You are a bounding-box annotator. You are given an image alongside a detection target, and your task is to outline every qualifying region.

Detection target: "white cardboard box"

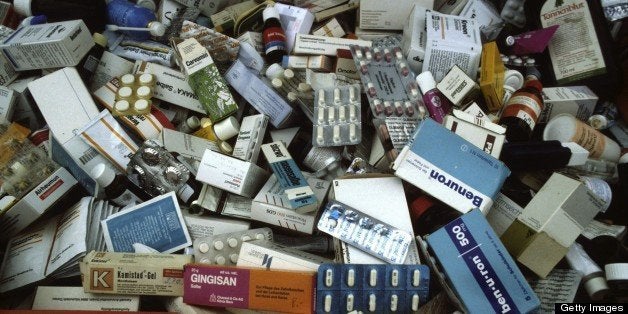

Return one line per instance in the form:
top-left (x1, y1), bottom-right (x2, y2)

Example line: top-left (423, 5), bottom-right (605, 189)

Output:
top-left (402, 5), bottom-right (428, 74)
top-left (182, 213), bottom-right (250, 240)
top-left (232, 114), bottom-right (269, 163)
top-left (359, 0), bottom-right (434, 30)
top-left (0, 85), bottom-right (16, 123)
top-left (294, 34), bottom-right (372, 56)
top-left (196, 149), bottom-right (269, 198)
top-left (250, 174), bottom-right (330, 234)
top-left (32, 286), bottom-right (140, 311)
top-left (331, 176), bottom-right (421, 264)
top-left (0, 20), bottom-right (93, 71)
top-left (237, 240), bottom-right (331, 271)
top-left (275, 3), bottom-right (315, 53)
top-left (0, 167), bottom-right (78, 239)
top-left (538, 86), bottom-right (598, 123)
top-left (443, 109), bottom-right (506, 158)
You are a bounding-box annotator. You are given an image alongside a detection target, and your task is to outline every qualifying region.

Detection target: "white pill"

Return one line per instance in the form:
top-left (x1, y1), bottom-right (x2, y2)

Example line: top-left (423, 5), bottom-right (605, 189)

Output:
top-left (272, 78), bottom-right (283, 89)
top-left (114, 100), bottom-right (130, 112)
top-left (215, 255), bottom-right (226, 265)
top-left (391, 269), bottom-right (399, 287)
top-left (198, 242), bottom-right (210, 253)
top-left (413, 269), bottom-right (421, 286)
top-left (317, 126), bottom-right (325, 145)
top-left (346, 293), bottom-right (354, 312)
top-left (349, 86), bottom-right (356, 102)
top-left (325, 269), bottom-right (334, 287)
top-left (328, 107), bottom-right (335, 123)
top-left (333, 125), bottom-right (341, 143)
top-left (369, 269), bottom-right (377, 286)
top-left (324, 295), bottom-right (332, 312)
top-left (138, 73), bottom-right (154, 85)
top-left (255, 233), bottom-right (265, 240)
top-left (350, 105), bottom-right (357, 121)
top-left (412, 294), bottom-right (420, 311)
top-left (390, 294), bottom-right (398, 311)
top-left (347, 269), bottom-right (355, 287)
top-left (120, 74), bottom-right (136, 86)
top-left (333, 88), bottom-right (341, 103)
top-left (214, 241), bottom-right (224, 250)
top-left (369, 294), bottom-right (377, 312)
top-left (227, 238), bottom-right (238, 247)
top-left (241, 235), bottom-right (252, 241)
top-left (118, 86), bottom-right (133, 98)
top-left (230, 254), bottom-right (239, 263)
top-left (338, 106), bottom-right (346, 122)
top-left (318, 108), bottom-right (326, 124)
top-left (134, 99), bottom-right (149, 111)
top-left (318, 90), bottom-right (326, 105)
top-left (350, 124), bottom-right (357, 142)
top-left (136, 85), bottom-right (152, 98)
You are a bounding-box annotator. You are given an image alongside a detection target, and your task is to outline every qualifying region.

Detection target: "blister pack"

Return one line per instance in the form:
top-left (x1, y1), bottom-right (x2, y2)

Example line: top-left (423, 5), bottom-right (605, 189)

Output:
top-left (317, 201), bottom-right (412, 264)
top-left (192, 227), bottom-right (273, 266)
top-left (313, 85), bottom-right (362, 147)
top-left (112, 73), bottom-right (155, 116)
top-left (316, 263), bottom-right (430, 313)
top-left (349, 45), bottom-right (424, 120)
top-left (127, 140), bottom-right (190, 197)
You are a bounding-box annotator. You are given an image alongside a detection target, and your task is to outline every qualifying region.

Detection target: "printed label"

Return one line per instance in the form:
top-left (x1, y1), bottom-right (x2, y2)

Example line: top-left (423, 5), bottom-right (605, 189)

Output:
top-left (263, 26), bottom-right (287, 54)
top-left (541, 0), bottom-right (606, 84)
top-left (111, 190), bottom-right (142, 207)
top-left (501, 93), bottom-right (543, 129)
top-left (570, 119), bottom-right (606, 159)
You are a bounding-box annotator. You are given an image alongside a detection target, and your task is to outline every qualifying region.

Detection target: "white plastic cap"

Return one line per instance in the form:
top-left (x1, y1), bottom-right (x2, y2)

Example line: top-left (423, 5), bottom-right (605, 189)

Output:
top-left (13, 0), bottom-right (32, 17)
top-left (214, 116), bottom-right (240, 141)
top-left (263, 5), bottom-right (280, 21)
top-left (91, 163), bottom-right (115, 187)
top-left (186, 116), bottom-right (201, 129)
top-left (504, 69), bottom-right (524, 89)
top-left (93, 33), bottom-right (107, 48)
top-left (605, 263), bottom-right (628, 281)
top-left (416, 71), bottom-right (436, 94)
top-left (620, 153), bottom-right (628, 164)
top-left (148, 21), bottom-right (166, 37)
top-left (220, 141), bottom-right (233, 154)
top-left (562, 142), bottom-right (590, 166)
top-left (266, 63), bottom-right (284, 79)
top-left (583, 276), bottom-right (610, 300)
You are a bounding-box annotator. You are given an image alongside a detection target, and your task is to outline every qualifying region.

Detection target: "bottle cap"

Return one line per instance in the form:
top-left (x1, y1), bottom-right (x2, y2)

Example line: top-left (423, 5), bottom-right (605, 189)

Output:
top-left (262, 5), bottom-right (280, 21)
top-left (214, 116), bottom-right (240, 141)
top-left (504, 69), bottom-right (524, 89)
top-left (186, 116), bottom-right (201, 129)
top-left (136, 0), bottom-right (157, 11)
top-left (416, 71), bottom-right (436, 94)
top-left (605, 263), bottom-right (628, 281)
top-left (562, 142), bottom-right (590, 166)
top-left (583, 276), bottom-right (610, 300)
top-left (91, 163), bottom-right (116, 187)
top-left (147, 21), bottom-right (166, 37)
top-left (93, 33), bottom-right (107, 48)
top-left (271, 78), bottom-right (283, 89)
top-left (266, 63), bottom-right (284, 79)
top-left (220, 141), bottom-right (233, 154)
top-left (13, 0), bottom-right (32, 17)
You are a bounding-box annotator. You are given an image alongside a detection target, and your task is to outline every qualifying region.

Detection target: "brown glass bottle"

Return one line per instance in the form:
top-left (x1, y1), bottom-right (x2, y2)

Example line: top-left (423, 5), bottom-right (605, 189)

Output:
top-left (262, 5), bottom-right (287, 65)
top-left (499, 67), bottom-right (544, 142)
top-left (524, 0), bottom-right (620, 100)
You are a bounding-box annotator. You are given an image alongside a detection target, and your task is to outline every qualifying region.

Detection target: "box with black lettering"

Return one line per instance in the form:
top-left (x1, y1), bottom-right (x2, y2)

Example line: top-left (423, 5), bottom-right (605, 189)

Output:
top-left (426, 209), bottom-right (540, 313)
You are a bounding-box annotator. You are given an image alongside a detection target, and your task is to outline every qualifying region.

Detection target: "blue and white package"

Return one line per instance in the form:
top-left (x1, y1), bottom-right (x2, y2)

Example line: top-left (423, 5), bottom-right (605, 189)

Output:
top-left (101, 192), bottom-right (192, 254)
top-left (392, 118), bottom-right (510, 214)
top-left (261, 141), bottom-right (318, 214)
top-left (426, 209), bottom-right (540, 314)
top-left (316, 263), bottom-right (430, 313)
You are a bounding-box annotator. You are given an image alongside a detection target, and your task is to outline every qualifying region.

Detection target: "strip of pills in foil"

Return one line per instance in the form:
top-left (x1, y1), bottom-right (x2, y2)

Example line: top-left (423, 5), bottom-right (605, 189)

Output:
top-left (193, 228), bottom-right (273, 266)
top-left (313, 85), bottom-right (362, 147)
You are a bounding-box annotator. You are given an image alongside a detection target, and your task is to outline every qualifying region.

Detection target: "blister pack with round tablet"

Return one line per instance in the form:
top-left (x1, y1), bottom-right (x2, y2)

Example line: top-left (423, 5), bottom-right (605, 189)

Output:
top-left (127, 140), bottom-right (190, 197)
top-left (193, 227), bottom-right (273, 266)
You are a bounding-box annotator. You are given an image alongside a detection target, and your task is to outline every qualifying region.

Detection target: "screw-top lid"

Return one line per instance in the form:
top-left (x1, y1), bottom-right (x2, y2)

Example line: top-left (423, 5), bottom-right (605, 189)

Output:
top-left (93, 33), bottom-right (107, 48)
top-left (266, 63), bottom-right (284, 79)
top-left (416, 71), bottom-right (436, 94)
top-left (147, 21), bottom-right (166, 37)
top-left (186, 116), bottom-right (201, 129)
top-left (504, 69), bottom-right (524, 89)
top-left (214, 116), bottom-right (240, 141)
top-left (91, 163), bottom-right (116, 187)
top-left (220, 141), bottom-right (233, 154)
top-left (263, 5), bottom-right (280, 21)
top-left (583, 276), bottom-right (610, 300)
top-left (13, 0), bottom-right (32, 17)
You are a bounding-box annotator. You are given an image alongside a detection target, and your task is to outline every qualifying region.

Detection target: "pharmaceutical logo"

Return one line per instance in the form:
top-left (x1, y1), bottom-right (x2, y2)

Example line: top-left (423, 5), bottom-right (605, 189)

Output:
top-left (270, 143), bottom-right (285, 158)
top-left (429, 170), bottom-right (483, 207)
top-left (91, 268), bottom-right (114, 291)
top-left (261, 254), bottom-right (273, 270)
top-left (35, 175), bottom-right (63, 200)
top-left (69, 27), bottom-right (82, 41)
top-left (185, 53), bottom-right (209, 67)
top-left (190, 273), bottom-right (237, 286)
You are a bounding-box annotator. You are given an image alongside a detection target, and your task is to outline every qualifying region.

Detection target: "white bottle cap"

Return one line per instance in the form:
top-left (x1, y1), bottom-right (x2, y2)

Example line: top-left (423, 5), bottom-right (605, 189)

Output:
top-left (263, 5), bottom-right (280, 21)
top-left (620, 153), bottom-right (628, 164)
top-left (266, 63), bottom-right (284, 79)
top-left (220, 141), bottom-right (233, 154)
top-left (147, 21), bottom-right (166, 37)
top-left (93, 33), bottom-right (108, 48)
top-left (186, 116), bottom-right (201, 129)
top-left (583, 276), bottom-right (610, 300)
top-left (416, 71), bottom-right (436, 95)
top-left (13, 0), bottom-right (32, 16)
top-left (91, 163), bottom-right (115, 187)
top-left (214, 116), bottom-right (240, 141)
top-left (504, 69), bottom-right (524, 89)
top-left (562, 142), bottom-right (590, 166)
top-left (605, 263), bottom-right (628, 281)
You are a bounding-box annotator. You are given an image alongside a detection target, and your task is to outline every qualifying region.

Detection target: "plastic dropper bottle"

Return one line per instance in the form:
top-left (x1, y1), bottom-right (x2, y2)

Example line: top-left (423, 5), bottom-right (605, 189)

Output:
top-left (106, 0), bottom-right (166, 40)
top-left (262, 4), bottom-right (287, 65)
top-left (416, 71), bottom-right (451, 123)
top-left (498, 67), bottom-right (543, 142)
top-left (90, 163), bottom-right (149, 207)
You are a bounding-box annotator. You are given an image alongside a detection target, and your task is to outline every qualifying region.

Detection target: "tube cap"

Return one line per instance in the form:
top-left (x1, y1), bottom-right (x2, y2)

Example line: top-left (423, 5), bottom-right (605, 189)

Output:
top-left (186, 116), bottom-right (201, 129)
top-left (416, 71), bottom-right (436, 94)
top-left (562, 142), bottom-right (590, 166)
top-left (583, 276), bottom-right (610, 300)
top-left (263, 5), bottom-right (280, 21)
top-left (504, 69), bottom-right (524, 89)
top-left (93, 33), bottom-right (107, 48)
top-left (147, 21), bottom-right (166, 37)
top-left (13, 0), bottom-right (32, 17)
top-left (266, 63), bottom-right (284, 79)
top-left (91, 163), bottom-right (115, 187)
top-left (214, 116), bottom-right (240, 141)
top-left (220, 141), bottom-right (233, 154)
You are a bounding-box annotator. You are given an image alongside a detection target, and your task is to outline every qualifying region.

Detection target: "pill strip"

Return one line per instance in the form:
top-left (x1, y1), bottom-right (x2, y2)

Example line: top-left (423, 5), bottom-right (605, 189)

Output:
top-left (113, 73), bottom-right (155, 116)
top-left (317, 264), bottom-right (430, 313)
top-left (313, 85), bottom-right (362, 147)
top-left (350, 45), bottom-right (423, 120)
top-left (193, 228), bottom-right (273, 266)
top-left (128, 140), bottom-right (191, 197)
top-left (316, 201), bottom-right (412, 264)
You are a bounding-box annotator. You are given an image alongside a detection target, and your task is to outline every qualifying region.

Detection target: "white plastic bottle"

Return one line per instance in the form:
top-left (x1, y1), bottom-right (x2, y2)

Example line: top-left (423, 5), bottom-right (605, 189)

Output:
top-left (543, 114), bottom-right (621, 163)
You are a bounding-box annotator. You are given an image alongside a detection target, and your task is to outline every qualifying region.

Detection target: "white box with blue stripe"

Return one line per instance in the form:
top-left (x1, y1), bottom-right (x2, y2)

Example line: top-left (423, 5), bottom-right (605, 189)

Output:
top-left (426, 209), bottom-right (540, 314)
top-left (392, 118), bottom-right (510, 214)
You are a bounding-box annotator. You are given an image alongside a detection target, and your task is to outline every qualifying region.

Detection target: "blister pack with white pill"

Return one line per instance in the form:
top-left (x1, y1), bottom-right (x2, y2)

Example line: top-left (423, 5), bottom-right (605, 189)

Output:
top-left (316, 263), bottom-right (430, 313)
top-left (192, 227), bottom-right (273, 266)
top-left (349, 45), bottom-right (423, 120)
top-left (317, 201), bottom-right (413, 264)
top-left (313, 85), bottom-right (362, 147)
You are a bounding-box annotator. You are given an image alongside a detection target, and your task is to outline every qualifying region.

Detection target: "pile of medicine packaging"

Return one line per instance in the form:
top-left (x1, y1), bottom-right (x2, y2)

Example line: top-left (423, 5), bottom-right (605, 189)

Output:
top-left (0, 0), bottom-right (627, 312)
